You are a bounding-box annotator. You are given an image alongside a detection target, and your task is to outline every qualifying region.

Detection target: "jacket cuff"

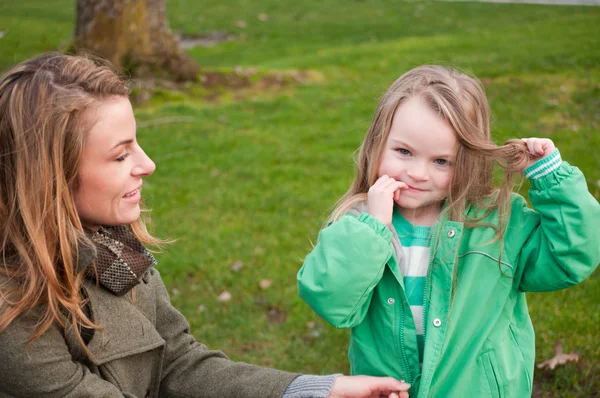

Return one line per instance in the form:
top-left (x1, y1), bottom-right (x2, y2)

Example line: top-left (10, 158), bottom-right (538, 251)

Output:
top-left (524, 149), bottom-right (561, 180)
top-left (528, 160), bottom-right (575, 191)
top-left (357, 213), bottom-right (393, 243)
top-left (283, 374), bottom-right (342, 398)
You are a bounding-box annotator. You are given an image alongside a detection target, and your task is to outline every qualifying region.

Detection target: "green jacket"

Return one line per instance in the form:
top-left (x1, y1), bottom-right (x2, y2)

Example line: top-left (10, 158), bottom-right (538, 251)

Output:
top-left (0, 268), bottom-right (298, 397)
top-left (298, 162), bottom-right (599, 397)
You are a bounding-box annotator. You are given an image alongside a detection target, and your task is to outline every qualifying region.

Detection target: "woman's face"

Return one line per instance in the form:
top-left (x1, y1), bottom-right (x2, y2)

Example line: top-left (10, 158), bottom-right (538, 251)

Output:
top-left (74, 97), bottom-right (155, 231)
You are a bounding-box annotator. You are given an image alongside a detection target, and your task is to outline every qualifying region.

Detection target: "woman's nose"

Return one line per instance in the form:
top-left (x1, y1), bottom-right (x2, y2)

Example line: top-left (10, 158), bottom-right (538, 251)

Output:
top-left (133, 148), bottom-right (156, 177)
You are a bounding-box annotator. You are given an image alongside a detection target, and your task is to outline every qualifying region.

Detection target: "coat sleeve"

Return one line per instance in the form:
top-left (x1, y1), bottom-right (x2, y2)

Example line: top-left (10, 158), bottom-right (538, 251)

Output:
top-left (509, 162), bottom-right (600, 292)
top-left (297, 212), bottom-right (395, 328)
top-left (0, 309), bottom-right (127, 397)
top-left (148, 269), bottom-right (299, 398)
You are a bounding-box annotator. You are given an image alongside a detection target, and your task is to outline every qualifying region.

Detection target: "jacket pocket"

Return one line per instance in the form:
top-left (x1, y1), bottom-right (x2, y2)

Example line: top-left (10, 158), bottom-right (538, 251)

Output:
top-left (480, 350), bottom-right (503, 398)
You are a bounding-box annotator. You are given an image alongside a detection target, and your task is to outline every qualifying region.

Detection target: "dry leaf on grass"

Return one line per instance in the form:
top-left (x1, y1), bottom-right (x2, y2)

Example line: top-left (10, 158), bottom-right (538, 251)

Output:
top-left (537, 340), bottom-right (579, 370)
top-left (230, 260), bottom-right (243, 271)
top-left (266, 306), bottom-right (287, 324)
top-left (259, 279), bottom-right (273, 289)
top-left (218, 291), bottom-right (232, 302)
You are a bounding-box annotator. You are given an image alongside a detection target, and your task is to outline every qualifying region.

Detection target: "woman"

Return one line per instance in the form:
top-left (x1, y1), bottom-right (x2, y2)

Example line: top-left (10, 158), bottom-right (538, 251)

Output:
top-left (0, 53), bottom-right (410, 398)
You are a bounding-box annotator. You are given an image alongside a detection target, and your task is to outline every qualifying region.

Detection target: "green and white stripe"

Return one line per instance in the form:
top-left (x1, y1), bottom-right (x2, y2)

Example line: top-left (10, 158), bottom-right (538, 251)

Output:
top-left (392, 208), bottom-right (431, 364)
top-left (524, 149), bottom-right (562, 179)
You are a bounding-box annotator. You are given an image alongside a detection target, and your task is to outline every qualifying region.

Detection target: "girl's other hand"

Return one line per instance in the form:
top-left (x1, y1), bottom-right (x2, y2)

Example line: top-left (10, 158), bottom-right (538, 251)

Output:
top-left (368, 175), bottom-right (407, 226)
top-left (328, 375), bottom-right (411, 398)
top-left (521, 137), bottom-right (556, 168)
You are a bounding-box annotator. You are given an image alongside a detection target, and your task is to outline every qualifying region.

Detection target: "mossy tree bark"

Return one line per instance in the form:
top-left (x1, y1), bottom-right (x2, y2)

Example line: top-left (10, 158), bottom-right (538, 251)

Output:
top-left (74, 0), bottom-right (199, 81)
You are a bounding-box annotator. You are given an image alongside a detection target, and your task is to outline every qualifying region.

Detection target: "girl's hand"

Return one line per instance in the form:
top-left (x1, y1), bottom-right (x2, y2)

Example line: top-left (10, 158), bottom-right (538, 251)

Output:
top-left (368, 175), bottom-right (407, 226)
top-left (328, 375), bottom-right (411, 398)
top-left (521, 137), bottom-right (556, 168)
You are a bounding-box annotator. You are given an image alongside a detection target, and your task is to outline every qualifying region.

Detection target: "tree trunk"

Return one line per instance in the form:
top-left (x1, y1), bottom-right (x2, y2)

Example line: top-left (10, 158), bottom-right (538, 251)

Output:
top-left (74, 0), bottom-right (199, 81)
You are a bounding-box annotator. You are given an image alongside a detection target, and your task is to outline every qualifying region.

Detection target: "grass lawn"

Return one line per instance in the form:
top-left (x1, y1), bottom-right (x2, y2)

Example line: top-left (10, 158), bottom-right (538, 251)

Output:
top-left (1, 0), bottom-right (599, 396)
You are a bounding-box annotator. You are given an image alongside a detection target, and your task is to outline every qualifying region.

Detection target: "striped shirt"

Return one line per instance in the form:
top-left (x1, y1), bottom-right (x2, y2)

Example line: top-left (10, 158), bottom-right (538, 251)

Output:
top-left (392, 207), bottom-right (431, 364)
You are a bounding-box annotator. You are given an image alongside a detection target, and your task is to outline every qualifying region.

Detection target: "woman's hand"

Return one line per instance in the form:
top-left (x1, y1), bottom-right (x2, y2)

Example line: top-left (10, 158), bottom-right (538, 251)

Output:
top-left (328, 375), bottom-right (410, 398)
top-left (521, 137), bottom-right (556, 169)
top-left (368, 175), bottom-right (407, 226)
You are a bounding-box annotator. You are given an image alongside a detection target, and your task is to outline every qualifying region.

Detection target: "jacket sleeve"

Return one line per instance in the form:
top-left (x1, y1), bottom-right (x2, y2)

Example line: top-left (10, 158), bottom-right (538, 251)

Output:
top-left (297, 212), bottom-right (395, 328)
top-left (0, 309), bottom-right (127, 397)
top-left (510, 161), bottom-right (600, 292)
top-left (149, 269), bottom-right (299, 398)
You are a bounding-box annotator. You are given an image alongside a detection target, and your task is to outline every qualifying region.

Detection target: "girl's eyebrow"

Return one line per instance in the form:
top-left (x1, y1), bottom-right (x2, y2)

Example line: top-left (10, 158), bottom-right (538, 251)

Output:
top-left (389, 138), bottom-right (413, 149)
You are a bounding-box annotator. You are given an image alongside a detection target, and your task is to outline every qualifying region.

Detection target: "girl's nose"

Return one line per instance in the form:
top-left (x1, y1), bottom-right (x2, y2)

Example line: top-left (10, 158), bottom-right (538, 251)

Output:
top-left (406, 165), bottom-right (429, 181)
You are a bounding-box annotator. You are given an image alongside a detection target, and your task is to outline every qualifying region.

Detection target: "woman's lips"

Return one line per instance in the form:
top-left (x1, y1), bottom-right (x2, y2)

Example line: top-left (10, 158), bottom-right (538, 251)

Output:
top-left (123, 188), bottom-right (141, 201)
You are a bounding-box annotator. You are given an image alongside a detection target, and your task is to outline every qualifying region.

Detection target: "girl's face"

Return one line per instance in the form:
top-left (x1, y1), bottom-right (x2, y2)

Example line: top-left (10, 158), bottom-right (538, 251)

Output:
top-left (378, 96), bottom-right (457, 224)
top-left (74, 97), bottom-right (156, 231)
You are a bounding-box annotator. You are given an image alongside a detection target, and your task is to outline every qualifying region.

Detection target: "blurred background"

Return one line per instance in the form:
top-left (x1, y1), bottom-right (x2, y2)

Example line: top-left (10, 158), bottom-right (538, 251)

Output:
top-left (1, 0), bottom-right (598, 396)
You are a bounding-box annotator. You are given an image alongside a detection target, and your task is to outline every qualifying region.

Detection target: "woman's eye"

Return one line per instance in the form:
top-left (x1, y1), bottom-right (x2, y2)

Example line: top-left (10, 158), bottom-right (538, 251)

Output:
top-left (434, 158), bottom-right (448, 166)
top-left (397, 148), bottom-right (411, 155)
top-left (116, 153), bottom-right (130, 162)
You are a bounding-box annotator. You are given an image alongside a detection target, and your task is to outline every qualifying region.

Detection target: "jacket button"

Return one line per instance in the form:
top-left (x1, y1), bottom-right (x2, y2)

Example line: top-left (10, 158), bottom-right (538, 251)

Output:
top-left (433, 318), bottom-right (442, 327)
top-left (447, 229), bottom-right (455, 238)
top-left (387, 298), bottom-right (395, 305)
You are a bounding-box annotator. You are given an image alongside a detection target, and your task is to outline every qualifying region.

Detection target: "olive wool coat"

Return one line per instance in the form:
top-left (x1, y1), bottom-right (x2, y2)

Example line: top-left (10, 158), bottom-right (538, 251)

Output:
top-left (0, 268), bottom-right (299, 397)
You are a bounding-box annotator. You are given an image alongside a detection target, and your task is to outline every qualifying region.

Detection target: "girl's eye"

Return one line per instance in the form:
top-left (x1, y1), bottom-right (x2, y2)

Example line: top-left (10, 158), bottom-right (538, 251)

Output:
top-left (434, 158), bottom-right (448, 166)
top-left (116, 153), bottom-right (130, 162)
top-left (397, 148), bottom-right (411, 156)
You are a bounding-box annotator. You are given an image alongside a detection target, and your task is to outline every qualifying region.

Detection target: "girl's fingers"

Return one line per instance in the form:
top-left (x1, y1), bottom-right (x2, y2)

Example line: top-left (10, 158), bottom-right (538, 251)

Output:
top-left (382, 178), bottom-right (400, 191)
top-left (522, 137), bottom-right (555, 157)
top-left (535, 140), bottom-right (545, 156)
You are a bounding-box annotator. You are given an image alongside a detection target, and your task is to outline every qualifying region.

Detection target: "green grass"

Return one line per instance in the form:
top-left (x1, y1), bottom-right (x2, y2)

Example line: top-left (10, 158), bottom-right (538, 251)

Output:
top-left (1, 0), bottom-right (599, 396)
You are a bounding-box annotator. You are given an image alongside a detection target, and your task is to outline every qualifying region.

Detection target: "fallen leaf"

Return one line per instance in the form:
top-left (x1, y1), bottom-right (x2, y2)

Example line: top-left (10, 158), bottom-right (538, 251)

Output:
top-left (218, 291), bottom-right (232, 302)
top-left (259, 279), bottom-right (273, 289)
top-left (197, 305), bottom-right (206, 312)
top-left (266, 306), bottom-right (287, 324)
top-left (254, 247), bottom-right (265, 255)
top-left (0, 32), bottom-right (4, 39)
top-left (258, 13), bottom-right (268, 21)
top-left (235, 20), bottom-right (247, 28)
top-left (537, 340), bottom-right (579, 370)
top-left (255, 294), bottom-right (264, 306)
top-left (230, 260), bottom-right (243, 271)
top-left (171, 288), bottom-right (181, 296)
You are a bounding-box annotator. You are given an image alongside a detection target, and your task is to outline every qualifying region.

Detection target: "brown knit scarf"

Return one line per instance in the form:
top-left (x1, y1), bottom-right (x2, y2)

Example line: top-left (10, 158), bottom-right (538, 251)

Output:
top-left (83, 226), bottom-right (157, 296)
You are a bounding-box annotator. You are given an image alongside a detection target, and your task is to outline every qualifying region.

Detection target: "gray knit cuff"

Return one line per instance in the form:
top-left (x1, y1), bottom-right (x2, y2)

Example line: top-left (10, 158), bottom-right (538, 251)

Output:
top-left (282, 374), bottom-right (342, 398)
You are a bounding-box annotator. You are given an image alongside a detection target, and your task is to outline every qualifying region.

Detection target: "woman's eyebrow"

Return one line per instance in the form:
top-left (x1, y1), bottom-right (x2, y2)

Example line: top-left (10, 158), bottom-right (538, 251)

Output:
top-left (110, 139), bottom-right (134, 150)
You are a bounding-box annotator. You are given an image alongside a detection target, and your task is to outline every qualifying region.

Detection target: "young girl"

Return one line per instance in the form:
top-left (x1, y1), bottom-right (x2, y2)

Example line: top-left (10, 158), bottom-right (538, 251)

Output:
top-left (297, 65), bottom-right (599, 398)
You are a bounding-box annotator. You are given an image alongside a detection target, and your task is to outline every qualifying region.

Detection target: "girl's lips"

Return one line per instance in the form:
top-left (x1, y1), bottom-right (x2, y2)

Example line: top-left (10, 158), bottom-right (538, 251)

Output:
top-left (406, 185), bottom-right (427, 192)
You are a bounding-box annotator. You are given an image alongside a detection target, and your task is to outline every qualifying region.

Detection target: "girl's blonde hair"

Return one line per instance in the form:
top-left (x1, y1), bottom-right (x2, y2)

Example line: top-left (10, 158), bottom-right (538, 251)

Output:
top-left (0, 53), bottom-right (161, 352)
top-left (330, 65), bottom-right (532, 234)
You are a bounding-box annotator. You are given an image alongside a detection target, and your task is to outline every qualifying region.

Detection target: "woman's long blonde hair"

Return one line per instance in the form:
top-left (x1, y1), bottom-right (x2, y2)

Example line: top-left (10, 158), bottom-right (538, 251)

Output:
top-left (330, 65), bottom-right (532, 233)
top-left (0, 53), bottom-right (160, 351)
